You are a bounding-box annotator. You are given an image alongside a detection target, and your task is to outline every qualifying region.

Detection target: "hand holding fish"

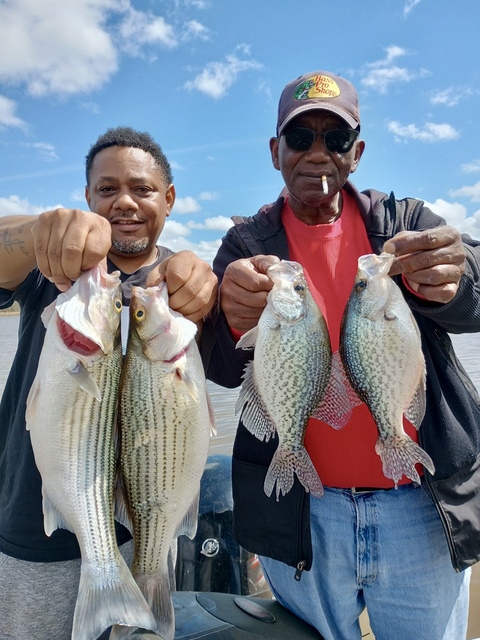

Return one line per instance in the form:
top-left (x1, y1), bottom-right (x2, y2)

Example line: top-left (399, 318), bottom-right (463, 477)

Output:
top-left (146, 250), bottom-right (218, 322)
top-left (220, 254), bottom-right (280, 332)
top-left (31, 208), bottom-right (112, 293)
top-left (384, 226), bottom-right (466, 304)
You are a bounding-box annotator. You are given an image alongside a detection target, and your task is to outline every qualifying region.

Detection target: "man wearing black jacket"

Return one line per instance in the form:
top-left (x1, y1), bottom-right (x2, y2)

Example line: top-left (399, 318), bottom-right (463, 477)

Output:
top-left (202, 71), bottom-right (480, 640)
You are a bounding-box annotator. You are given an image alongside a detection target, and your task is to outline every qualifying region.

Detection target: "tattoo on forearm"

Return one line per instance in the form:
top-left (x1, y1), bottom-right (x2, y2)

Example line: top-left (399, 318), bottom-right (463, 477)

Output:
top-left (0, 227), bottom-right (29, 256)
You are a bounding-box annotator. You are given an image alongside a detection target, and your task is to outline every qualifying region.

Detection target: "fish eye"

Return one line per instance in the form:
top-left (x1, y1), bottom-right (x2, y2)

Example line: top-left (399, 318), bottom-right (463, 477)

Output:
top-left (355, 279), bottom-right (368, 292)
top-left (134, 308), bottom-right (145, 322)
top-left (114, 298), bottom-right (122, 312)
top-left (294, 283), bottom-right (305, 292)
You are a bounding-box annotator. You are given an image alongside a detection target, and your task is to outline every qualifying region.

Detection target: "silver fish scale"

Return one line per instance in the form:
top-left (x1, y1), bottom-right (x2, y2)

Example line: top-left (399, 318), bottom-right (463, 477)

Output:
top-left (340, 254), bottom-right (434, 486)
top-left (119, 351), bottom-right (206, 575)
top-left (30, 341), bottom-right (122, 564)
top-left (254, 316), bottom-right (326, 446)
top-left (237, 261), bottom-right (331, 499)
top-left (27, 268), bottom-right (158, 640)
top-left (67, 350), bottom-right (121, 556)
top-left (117, 304), bottom-right (211, 640)
top-left (342, 304), bottom-right (421, 438)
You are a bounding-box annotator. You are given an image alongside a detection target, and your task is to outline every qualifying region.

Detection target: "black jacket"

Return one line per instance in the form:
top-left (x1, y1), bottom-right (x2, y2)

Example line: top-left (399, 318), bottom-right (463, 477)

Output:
top-left (202, 183), bottom-right (480, 573)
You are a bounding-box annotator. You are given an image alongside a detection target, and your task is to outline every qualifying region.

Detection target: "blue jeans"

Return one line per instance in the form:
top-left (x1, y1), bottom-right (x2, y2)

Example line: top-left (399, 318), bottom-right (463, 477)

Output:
top-left (260, 484), bottom-right (471, 640)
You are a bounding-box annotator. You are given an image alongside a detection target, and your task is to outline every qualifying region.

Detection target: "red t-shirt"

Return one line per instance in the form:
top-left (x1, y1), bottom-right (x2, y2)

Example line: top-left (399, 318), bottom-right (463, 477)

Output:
top-left (283, 192), bottom-right (418, 488)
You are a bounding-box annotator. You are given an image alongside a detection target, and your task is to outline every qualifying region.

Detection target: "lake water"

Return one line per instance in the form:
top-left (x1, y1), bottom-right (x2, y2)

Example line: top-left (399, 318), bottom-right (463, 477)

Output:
top-left (1, 313), bottom-right (479, 449)
top-left (0, 313), bottom-right (241, 456)
top-left (1, 313), bottom-right (480, 637)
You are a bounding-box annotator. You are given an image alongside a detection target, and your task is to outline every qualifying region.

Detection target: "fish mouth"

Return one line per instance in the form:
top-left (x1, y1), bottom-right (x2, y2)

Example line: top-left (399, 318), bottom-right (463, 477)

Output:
top-left (57, 317), bottom-right (101, 355)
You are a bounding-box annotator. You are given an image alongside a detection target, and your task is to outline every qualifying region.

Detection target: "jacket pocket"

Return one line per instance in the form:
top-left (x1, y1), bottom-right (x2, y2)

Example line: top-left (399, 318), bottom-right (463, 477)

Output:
top-left (430, 453), bottom-right (480, 571)
top-left (232, 457), bottom-right (312, 570)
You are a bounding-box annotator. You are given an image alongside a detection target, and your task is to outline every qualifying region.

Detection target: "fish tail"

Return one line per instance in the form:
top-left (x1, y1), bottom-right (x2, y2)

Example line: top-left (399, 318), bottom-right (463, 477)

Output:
top-left (264, 446), bottom-right (324, 502)
top-left (375, 435), bottom-right (435, 488)
top-left (113, 571), bottom-right (174, 640)
top-left (73, 555), bottom-right (156, 640)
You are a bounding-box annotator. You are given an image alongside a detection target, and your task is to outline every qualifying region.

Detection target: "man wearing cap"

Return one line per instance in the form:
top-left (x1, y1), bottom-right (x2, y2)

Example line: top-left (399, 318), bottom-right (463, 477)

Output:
top-left (201, 71), bottom-right (480, 639)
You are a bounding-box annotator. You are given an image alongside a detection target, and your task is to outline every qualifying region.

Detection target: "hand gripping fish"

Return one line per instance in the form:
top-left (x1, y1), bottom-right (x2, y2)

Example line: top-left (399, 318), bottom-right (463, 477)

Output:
top-left (26, 265), bottom-right (156, 640)
top-left (236, 260), bottom-right (332, 501)
top-left (112, 282), bottom-right (214, 640)
top-left (340, 252), bottom-right (435, 486)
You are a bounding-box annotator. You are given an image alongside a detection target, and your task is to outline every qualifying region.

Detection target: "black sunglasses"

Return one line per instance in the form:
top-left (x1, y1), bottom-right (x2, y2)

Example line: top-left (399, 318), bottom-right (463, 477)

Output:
top-left (283, 127), bottom-right (359, 154)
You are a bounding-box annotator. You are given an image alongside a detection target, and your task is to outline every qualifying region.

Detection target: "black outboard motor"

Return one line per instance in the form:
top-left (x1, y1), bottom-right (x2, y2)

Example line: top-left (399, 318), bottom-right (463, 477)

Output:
top-left (175, 454), bottom-right (270, 597)
top-left (172, 454), bottom-right (325, 639)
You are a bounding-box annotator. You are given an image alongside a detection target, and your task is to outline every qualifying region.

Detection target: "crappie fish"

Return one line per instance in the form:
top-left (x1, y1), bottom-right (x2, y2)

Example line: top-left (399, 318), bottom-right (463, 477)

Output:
top-left (112, 282), bottom-right (213, 640)
top-left (26, 265), bottom-right (156, 640)
top-left (340, 252), bottom-right (435, 486)
top-left (236, 260), bottom-right (331, 501)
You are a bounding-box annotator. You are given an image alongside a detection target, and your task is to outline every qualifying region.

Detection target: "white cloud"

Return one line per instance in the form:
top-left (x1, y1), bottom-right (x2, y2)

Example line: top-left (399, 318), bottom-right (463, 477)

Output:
top-left (430, 87), bottom-right (475, 108)
top-left (188, 216), bottom-right (233, 231)
top-left (162, 219), bottom-right (192, 239)
top-left (387, 120), bottom-right (459, 143)
top-left (0, 0), bottom-right (118, 96)
top-left (430, 88), bottom-right (460, 107)
top-left (173, 196), bottom-right (201, 214)
top-left (461, 160), bottom-right (480, 174)
top-left (403, 0), bottom-right (422, 16)
top-left (0, 95), bottom-right (26, 129)
top-left (0, 195), bottom-right (61, 216)
top-left (425, 198), bottom-right (480, 236)
top-left (362, 66), bottom-right (414, 93)
top-left (70, 189), bottom-right (85, 202)
top-left (195, 238), bottom-right (222, 265)
top-left (424, 199), bottom-right (468, 227)
top-left (361, 45), bottom-right (428, 94)
top-left (26, 142), bottom-right (59, 161)
top-left (181, 20), bottom-right (210, 42)
top-left (0, 0), bottom-right (186, 97)
top-left (157, 235), bottom-right (221, 265)
top-left (450, 182), bottom-right (480, 203)
top-left (185, 50), bottom-right (262, 99)
top-left (199, 191), bottom-right (218, 201)
top-left (117, 7), bottom-right (177, 55)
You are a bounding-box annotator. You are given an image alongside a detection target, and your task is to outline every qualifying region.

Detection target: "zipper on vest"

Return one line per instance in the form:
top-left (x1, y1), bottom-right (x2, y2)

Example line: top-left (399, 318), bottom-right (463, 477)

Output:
top-left (294, 560), bottom-right (306, 581)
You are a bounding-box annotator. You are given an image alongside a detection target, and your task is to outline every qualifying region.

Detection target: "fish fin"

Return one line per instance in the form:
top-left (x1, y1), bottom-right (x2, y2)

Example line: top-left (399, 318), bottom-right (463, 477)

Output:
top-left (73, 554), bottom-right (156, 640)
top-left (175, 492), bottom-right (200, 540)
top-left (40, 299), bottom-right (58, 328)
top-left (235, 361), bottom-right (276, 442)
top-left (114, 473), bottom-right (133, 535)
top-left (112, 571), bottom-right (175, 640)
top-left (42, 490), bottom-right (74, 535)
top-left (313, 351), bottom-right (362, 430)
top-left (25, 377), bottom-right (42, 428)
top-left (404, 370), bottom-right (427, 430)
top-left (264, 445), bottom-right (324, 502)
top-left (375, 434), bottom-right (435, 488)
top-left (168, 542), bottom-right (177, 591)
top-left (235, 326), bottom-right (258, 350)
top-left (69, 361), bottom-right (102, 401)
top-left (176, 368), bottom-right (199, 402)
top-left (207, 393), bottom-right (217, 436)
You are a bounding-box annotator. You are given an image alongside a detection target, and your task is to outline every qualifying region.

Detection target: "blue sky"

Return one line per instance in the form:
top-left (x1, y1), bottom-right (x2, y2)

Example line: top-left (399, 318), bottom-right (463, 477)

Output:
top-left (0, 0), bottom-right (479, 263)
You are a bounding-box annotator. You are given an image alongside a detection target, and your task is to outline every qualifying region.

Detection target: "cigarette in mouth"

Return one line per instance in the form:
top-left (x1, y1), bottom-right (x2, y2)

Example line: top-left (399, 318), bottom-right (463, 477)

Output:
top-left (322, 175), bottom-right (328, 195)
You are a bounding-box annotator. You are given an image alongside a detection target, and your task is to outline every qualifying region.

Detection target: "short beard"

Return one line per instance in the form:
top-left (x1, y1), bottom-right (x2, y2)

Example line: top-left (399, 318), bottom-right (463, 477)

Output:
top-left (111, 237), bottom-right (149, 255)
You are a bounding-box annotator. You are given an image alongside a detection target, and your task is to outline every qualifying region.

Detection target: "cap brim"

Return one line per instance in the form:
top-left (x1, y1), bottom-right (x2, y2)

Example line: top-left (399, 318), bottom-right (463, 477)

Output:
top-left (277, 103), bottom-right (359, 135)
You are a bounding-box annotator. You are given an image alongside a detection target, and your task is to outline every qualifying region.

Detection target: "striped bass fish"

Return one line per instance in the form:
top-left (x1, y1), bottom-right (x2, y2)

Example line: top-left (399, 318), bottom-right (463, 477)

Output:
top-left (236, 260), bottom-right (331, 501)
top-left (112, 282), bottom-right (213, 640)
top-left (340, 252), bottom-right (435, 486)
top-left (26, 265), bottom-right (156, 640)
